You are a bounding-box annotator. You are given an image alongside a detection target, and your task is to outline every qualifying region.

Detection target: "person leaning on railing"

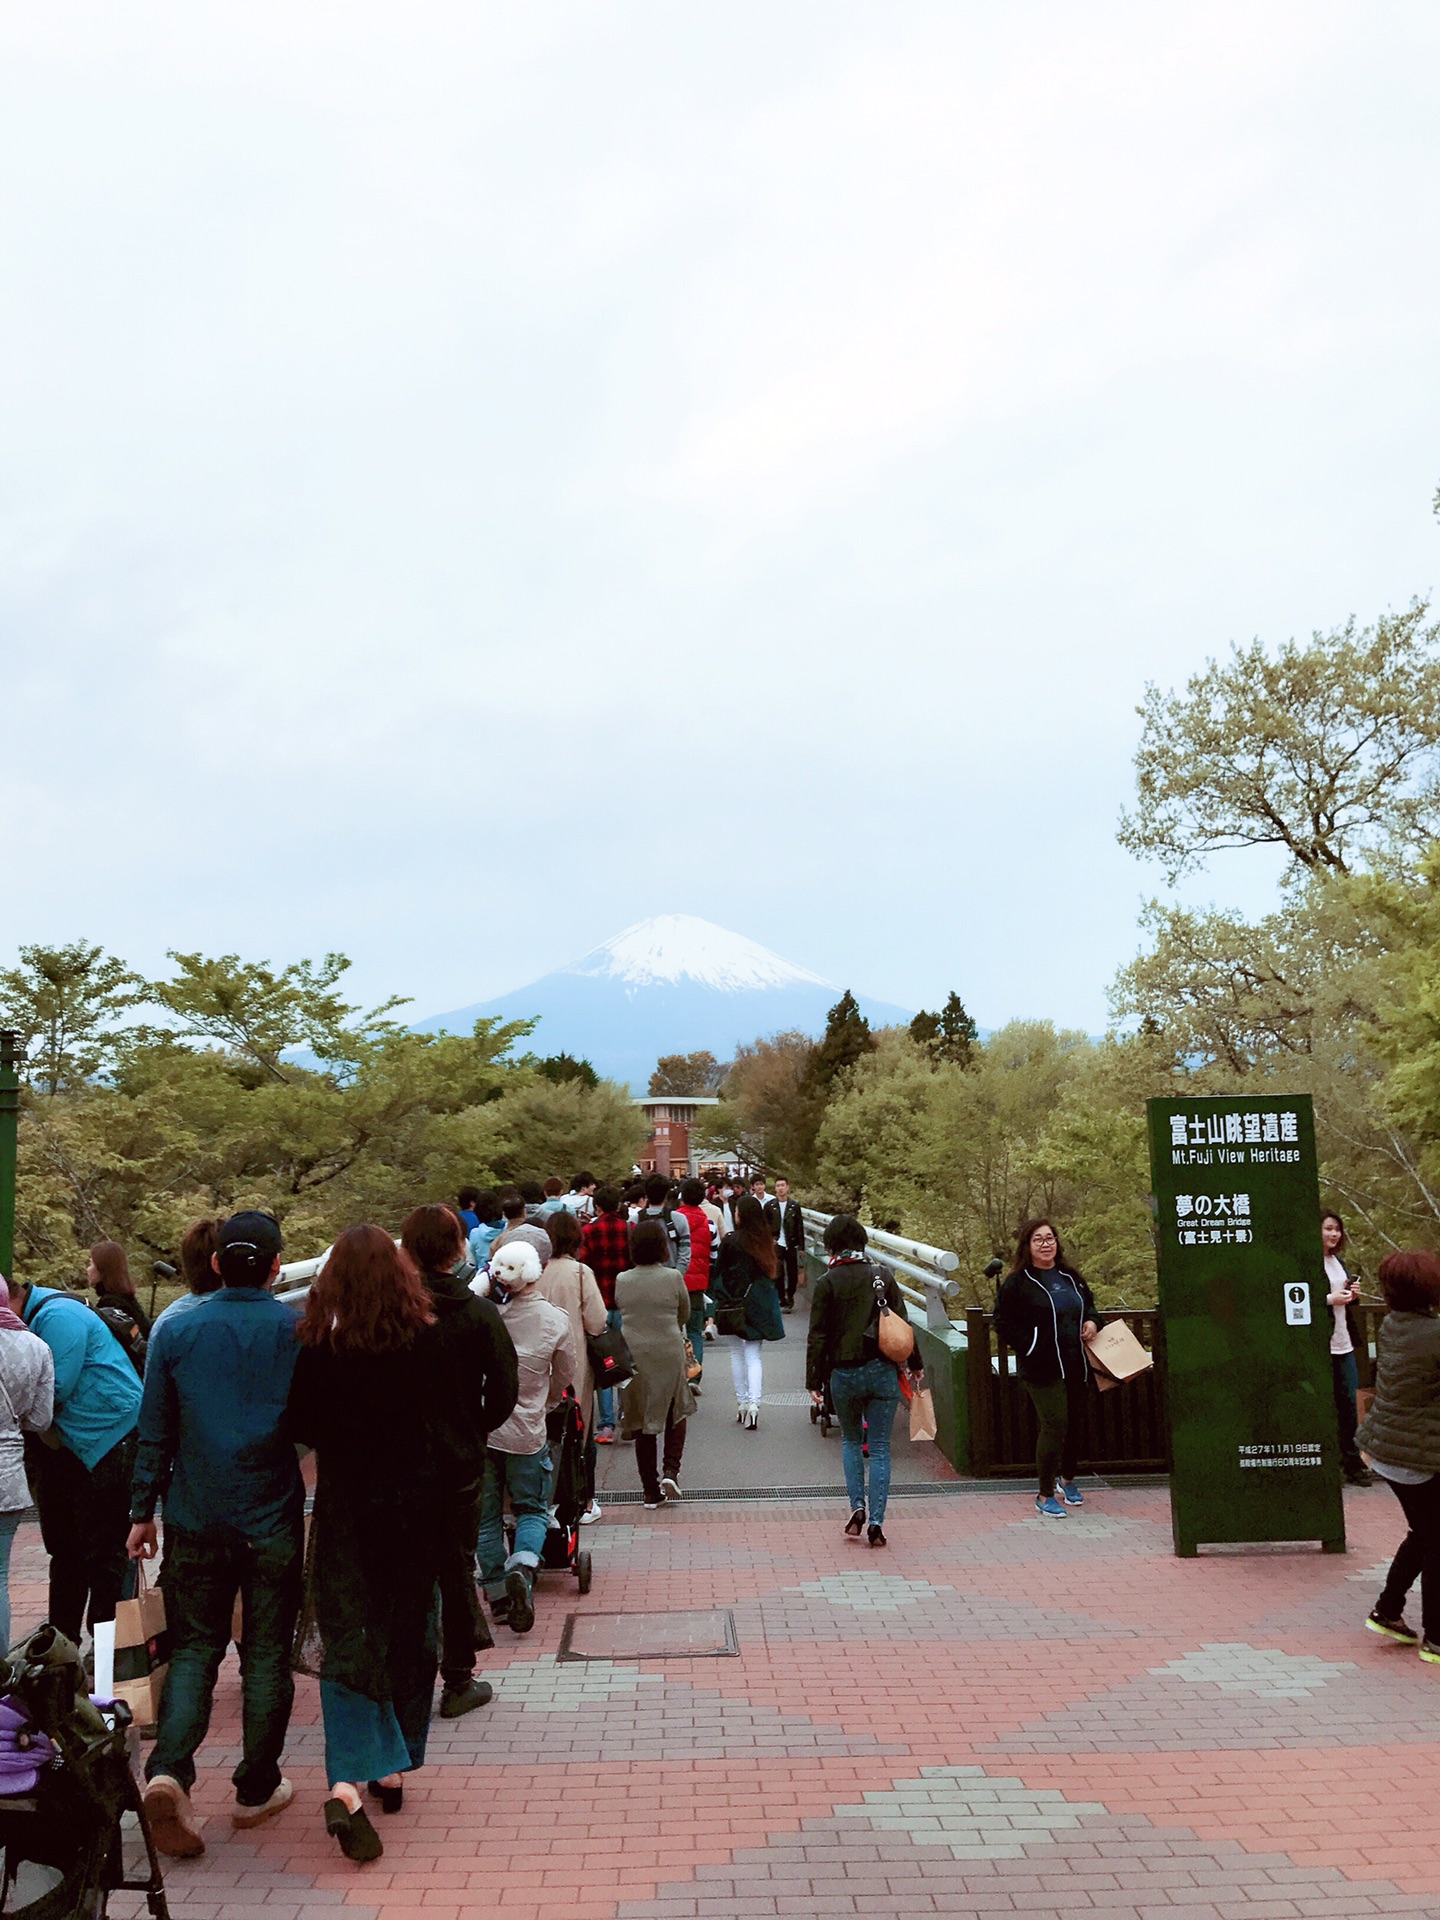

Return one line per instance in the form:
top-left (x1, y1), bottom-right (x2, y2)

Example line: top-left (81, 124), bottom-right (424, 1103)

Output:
top-left (993, 1219), bottom-right (1101, 1520)
top-left (1355, 1248), bottom-right (1440, 1665)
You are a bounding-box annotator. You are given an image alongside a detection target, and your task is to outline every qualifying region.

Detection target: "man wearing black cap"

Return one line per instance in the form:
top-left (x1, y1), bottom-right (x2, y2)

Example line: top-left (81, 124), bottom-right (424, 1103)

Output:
top-left (126, 1210), bottom-right (305, 1858)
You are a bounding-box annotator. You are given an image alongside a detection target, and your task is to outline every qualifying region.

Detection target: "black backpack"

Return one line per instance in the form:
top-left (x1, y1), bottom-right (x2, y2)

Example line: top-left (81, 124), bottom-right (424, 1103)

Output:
top-left (92, 1304), bottom-right (147, 1378)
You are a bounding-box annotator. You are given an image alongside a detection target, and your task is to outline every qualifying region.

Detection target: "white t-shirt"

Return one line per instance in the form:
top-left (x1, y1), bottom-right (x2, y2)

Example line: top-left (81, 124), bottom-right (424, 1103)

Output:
top-left (1325, 1252), bottom-right (1353, 1355)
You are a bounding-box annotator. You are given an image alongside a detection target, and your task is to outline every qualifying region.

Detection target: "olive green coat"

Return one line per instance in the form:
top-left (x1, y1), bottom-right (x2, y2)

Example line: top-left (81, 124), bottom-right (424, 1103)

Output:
top-left (616, 1263), bottom-right (697, 1437)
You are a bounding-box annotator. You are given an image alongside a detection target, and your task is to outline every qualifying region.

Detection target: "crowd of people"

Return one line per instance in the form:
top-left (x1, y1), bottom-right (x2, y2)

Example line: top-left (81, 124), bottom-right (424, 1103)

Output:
top-left (0, 1176), bottom-right (1435, 1876)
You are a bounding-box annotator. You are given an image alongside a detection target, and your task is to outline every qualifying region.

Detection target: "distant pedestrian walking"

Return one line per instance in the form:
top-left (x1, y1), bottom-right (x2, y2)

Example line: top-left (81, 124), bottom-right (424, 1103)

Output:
top-left (615, 1220), bottom-right (696, 1508)
top-left (713, 1197), bottom-right (784, 1429)
top-left (583, 1186), bottom-right (633, 1443)
top-left (806, 1215), bottom-right (917, 1546)
top-left (1356, 1248), bottom-right (1440, 1663)
top-left (764, 1179), bottom-right (805, 1312)
top-left (993, 1219), bottom-right (1100, 1519)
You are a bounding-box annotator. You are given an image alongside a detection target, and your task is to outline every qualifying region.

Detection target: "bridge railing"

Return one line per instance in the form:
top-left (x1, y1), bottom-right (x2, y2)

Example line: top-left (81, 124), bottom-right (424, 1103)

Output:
top-left (800, 1208), bottom-right (961, 1326)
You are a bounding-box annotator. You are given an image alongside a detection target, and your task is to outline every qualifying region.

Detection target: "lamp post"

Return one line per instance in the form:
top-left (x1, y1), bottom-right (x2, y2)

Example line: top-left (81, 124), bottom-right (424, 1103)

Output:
top-left (0, 1030), bottom-right (17, 1279)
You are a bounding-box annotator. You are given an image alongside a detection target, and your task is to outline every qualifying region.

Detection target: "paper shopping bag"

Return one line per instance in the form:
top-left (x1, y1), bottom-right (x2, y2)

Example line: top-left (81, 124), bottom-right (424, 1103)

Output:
top-left (1085, 1320), bottom-right (1153, 1394)
top-left (908, 1382), bottom-right (938, 1443)
top-left (112, 1561), bottom-right (169, 1729)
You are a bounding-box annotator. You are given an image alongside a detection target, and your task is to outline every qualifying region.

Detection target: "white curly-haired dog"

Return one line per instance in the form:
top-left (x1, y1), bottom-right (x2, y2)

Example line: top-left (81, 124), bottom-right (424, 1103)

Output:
top-left (472, 1240), bottom-right (542, 1299)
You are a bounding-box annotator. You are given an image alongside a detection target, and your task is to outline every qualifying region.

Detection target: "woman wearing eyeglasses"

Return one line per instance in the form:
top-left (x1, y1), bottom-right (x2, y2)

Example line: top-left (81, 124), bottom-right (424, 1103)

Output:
top-left (993, 1220), bottom-right (1100, 1518)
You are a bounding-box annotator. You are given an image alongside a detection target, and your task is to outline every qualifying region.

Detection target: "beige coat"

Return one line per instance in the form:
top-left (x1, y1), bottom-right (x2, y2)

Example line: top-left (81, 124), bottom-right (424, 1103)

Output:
top-left (616, 1263), bottom-right (698, 1437)
top-left (537, 1256), bottom-right (608, 1433)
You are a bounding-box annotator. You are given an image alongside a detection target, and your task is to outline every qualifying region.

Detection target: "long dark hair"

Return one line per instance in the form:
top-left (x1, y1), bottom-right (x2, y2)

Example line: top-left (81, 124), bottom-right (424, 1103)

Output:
top-left (90, 1240), bottom-right (135, 1297)
top-left (733, 1196), bottom-right (778, 1279)
top-left (300, 1225), bottom-right (435, 1354)
top-left (1320, 1208), bottom-right (1347, 1252)
top-left (1007, 1218), bottom-right (1084, 1284)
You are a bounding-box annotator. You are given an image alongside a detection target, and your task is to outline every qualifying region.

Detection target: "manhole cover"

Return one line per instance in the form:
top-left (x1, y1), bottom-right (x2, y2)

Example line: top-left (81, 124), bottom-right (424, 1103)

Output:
top-left (557, 1608), bottom-right (739, 1660)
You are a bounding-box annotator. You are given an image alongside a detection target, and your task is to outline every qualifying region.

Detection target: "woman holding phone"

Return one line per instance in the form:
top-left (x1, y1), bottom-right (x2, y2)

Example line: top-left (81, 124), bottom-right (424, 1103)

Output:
top-left (1323, 1210), bottom-right (1374, 1487)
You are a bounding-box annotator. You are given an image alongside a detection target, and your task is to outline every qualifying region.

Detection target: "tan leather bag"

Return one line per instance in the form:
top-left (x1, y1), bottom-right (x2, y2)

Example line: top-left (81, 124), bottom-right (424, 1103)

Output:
top-left (872, 1271), bottom-right (915, 1365)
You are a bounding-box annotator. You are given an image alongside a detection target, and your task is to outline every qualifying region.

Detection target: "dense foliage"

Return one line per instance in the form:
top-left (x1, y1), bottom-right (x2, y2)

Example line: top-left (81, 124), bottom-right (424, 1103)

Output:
top-left (0, 948), bottom-right (646, 1288)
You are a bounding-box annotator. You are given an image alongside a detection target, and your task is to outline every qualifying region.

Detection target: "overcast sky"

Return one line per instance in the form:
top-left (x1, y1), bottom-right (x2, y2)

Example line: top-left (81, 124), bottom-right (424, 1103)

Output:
top-left (2, 2), bottom-right (1438, 1034)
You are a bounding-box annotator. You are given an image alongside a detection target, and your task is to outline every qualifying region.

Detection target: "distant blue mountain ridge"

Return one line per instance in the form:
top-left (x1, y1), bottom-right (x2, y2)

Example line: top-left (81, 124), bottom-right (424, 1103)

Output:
top-left (414, 914), bottom-right (915, 1092)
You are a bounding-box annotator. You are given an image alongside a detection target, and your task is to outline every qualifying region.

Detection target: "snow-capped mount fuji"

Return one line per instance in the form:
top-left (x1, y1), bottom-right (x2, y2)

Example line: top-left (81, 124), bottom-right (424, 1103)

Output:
top-left (569, 916), bottom-right (832, 995)
top-left (417, 915), bottom-right (914, 1091)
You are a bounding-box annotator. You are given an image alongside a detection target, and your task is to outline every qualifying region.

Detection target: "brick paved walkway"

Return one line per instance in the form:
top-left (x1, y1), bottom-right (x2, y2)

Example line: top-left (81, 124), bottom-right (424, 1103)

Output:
top-left (14, 1475), bottom-right (1437, 1920)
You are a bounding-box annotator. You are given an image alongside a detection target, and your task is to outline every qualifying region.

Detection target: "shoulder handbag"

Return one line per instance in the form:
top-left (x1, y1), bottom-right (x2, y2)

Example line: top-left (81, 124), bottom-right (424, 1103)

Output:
top-left (586, 1321), bottom-right (634, 1389)
top-left (872, 1269), bottom-right (915, 1366)
top-left (713, 1260), bottom-right (754, 1339)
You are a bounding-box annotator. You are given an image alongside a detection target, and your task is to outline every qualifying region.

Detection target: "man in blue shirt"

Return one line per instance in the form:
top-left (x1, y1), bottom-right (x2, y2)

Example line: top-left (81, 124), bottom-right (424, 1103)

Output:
top-left (9, 1267), bottom-right (143, 1644)
top-left (127, 1211), bottom-right (303, 1858)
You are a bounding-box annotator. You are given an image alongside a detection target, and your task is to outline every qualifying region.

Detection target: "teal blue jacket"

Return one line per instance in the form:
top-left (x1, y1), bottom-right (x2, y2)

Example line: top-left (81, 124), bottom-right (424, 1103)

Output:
top-left (22, 1285), bottom-right (143, 1470)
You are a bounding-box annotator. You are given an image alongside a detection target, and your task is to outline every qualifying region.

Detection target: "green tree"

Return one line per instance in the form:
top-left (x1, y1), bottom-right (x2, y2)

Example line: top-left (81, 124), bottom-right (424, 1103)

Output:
top-left (1118, 602), bottom-right (1440, 884)
top-left (535, 1052), bottom-right (599, 1089)
top-left (648, 1050), bottom-right (723, 1096)
top-left (149, 950), bottom-right (407, 1081)
top-left (694, 1031), bottom-right (813, 1175)
top-left (910, 991), bottom-right (978, 1066)
top-left (0, 942), bottom-right (145, 1095)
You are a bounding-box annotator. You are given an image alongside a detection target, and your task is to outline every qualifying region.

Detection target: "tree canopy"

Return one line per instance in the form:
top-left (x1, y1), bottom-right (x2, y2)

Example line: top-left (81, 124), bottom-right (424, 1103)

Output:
top-left (1118, 602), bottom-right (1440, 884)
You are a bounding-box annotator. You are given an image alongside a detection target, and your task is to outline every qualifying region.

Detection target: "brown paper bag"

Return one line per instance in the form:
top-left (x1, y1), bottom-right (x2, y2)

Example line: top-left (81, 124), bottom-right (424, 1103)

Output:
top-left (113, 1561), bottom-right (169, 1728)
top-left (908, 1382), bottom-right (938, 1443)
top-left (1084, 1320), bottom-right (1153, 1394)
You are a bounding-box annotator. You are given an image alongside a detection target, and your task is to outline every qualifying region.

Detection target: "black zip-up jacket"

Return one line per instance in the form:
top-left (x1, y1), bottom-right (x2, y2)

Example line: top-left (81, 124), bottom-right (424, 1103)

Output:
top-left (993, 1266), bottom-right (1100, 1387)
top-left (806, 1258), bottom-right (917, 1390)
top-left (420, 1269), bottom-right (520, 1484)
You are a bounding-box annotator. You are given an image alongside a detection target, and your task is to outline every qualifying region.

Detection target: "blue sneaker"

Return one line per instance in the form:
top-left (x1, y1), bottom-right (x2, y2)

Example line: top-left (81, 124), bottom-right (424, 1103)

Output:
top-left (1035, 1495), bottom-right (1066, 1519)
top-left (1060, 1481), bottom-right (1084, 1506)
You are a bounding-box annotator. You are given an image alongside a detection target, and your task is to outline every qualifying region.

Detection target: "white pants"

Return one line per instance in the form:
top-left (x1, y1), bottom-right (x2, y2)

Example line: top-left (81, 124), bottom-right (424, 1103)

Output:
top-left (728, 1338), bottom-right (763, 1406)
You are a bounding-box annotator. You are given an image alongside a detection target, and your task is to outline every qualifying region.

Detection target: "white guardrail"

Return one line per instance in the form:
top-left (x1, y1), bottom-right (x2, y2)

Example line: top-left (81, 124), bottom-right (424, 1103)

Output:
top-left (800, 1208), bottom-right (960, 1328)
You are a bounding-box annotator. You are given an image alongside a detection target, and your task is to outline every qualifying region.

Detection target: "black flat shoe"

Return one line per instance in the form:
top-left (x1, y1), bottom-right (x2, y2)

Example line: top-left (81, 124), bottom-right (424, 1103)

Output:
top-left (366, 1779), bottom-right (404, 1814)
top-left (867, 1523), bottom-right (887, 1548)
top-left (324, 1798), bottom-right (383, 1863)
top-left (844, 1509), bottom-right (866, 1537)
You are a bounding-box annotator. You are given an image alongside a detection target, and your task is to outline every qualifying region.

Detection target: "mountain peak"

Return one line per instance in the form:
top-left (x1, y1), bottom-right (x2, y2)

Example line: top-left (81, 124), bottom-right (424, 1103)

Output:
top-left (565, 915), bottom-right (834, 994)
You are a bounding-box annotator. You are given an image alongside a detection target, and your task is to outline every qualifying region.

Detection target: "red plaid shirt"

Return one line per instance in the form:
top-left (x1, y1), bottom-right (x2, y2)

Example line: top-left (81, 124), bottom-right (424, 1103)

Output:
top-left (582, 1211), bottom-right (632, 1309)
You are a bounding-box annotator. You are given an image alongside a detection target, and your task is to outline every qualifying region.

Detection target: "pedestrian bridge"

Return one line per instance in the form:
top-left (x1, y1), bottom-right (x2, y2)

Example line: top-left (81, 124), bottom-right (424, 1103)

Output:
top-left (273, 1212), bottom-right (1174, 1489)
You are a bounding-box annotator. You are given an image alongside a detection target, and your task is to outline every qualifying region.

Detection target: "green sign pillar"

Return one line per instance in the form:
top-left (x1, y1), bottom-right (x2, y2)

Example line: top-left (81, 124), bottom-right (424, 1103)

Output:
top-left (1147, 1093), bottom-right (1344, 1558)
top-left (0, 1031), bottom-right (17, 1281)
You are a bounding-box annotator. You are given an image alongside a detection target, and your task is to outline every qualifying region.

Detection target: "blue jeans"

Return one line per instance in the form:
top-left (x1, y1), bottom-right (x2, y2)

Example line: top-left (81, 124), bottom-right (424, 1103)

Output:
top-left (478, 1447), bottom-right (553, 1597)
top-left (830, 1359), bottom-right (902, 1524)
top-left (0, 1509), bottom-right (24, 1653)
top-left (686, 1294), bottom-right (708, 1372)
top-left (597, 1308), bottom-right (623, 1429)
top-left (146, 1519), bottom-right (303, 1805)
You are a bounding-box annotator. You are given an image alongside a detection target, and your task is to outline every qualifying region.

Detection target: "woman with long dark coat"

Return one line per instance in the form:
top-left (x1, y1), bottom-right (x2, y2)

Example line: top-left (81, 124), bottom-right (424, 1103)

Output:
top-left (287, 1226), bottom-right (480, 1864)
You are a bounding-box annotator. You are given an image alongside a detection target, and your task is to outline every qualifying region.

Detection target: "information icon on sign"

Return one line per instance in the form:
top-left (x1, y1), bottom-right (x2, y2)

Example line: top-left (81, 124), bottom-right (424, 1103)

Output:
top-left (1284, 1283), bottom-right (1311, 1327)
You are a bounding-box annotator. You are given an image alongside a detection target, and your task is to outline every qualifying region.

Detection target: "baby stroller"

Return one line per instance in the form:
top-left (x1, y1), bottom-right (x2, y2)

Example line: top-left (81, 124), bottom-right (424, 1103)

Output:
top-left (509, 1389), bottom-right (593, 1595)
top-left (809, 1378), bottom-right (837, 1438)
top-left (0, 1624), bottom-right (170, 1918)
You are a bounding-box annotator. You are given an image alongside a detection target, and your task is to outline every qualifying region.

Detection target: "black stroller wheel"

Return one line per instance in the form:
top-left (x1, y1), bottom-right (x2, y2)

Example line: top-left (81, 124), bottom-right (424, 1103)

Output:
top-left (575, 1551), bottom-right (593, 1595)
